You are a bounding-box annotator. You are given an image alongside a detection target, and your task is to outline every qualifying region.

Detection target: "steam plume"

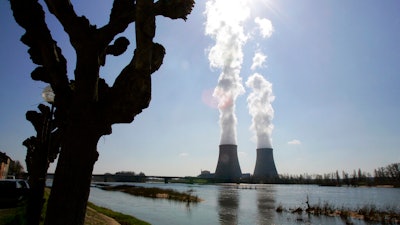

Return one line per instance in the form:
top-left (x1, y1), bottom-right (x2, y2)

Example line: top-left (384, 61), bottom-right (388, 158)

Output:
top-left (251, 51), bottom-right (267, 71)
top-left (254, 17), bottom-right (274, 38)
top-left (205, 0), bottom-right (249, 144)
top-left (246, 73), bottom-right (275, 149)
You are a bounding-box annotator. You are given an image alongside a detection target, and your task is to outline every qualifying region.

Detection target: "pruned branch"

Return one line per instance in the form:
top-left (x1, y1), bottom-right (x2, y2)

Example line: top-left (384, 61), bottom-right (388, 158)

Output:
top-left (100, 37), bottom-right (130, 66)
top-left (105, 0), bottom-right (158, 124)
top-left (31, 66), bottom-right (51, 83)
top-left (24, 104), bottom-right (61, 165)
top-left (103, 0), bottom-right (194, 124)
top-left (154, 0), bottom-right (195, 20)
top-left (10, 0), bottom-right (71, 108)
top-left (43, 0), bottom-right (92, 47)
top-left (98, 0), bottom-right (194, 54)
top-left (106, 42), bottom-right (165, 124)
top-left (97, 0), bottom-right (136, 47)
top-left (135, 0), bottom-right (156, 71)
top-left (106, 37), bottom-right (130, 56)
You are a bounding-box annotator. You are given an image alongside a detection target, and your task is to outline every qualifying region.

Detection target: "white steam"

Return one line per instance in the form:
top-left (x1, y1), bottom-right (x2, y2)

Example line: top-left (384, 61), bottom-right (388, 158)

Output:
top-left (205, 0), bottom-right (250, 145)
top-left (254, 17), bottom-right (274, 38)
top-left (251, 52), bottom-right (267, 71)
top-left (246, 73), bottom-right (275, 149)
top-left (246, 17), bottom-right (275, 149)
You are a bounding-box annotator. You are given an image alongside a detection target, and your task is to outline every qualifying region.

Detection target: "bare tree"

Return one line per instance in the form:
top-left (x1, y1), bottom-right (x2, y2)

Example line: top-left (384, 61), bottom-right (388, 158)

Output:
top-left (23, 103), bottom-right (60, 225)
top-left (7, 160), bottom-right (25, 178)
top-left (9, 0), bottom-right (194, 224)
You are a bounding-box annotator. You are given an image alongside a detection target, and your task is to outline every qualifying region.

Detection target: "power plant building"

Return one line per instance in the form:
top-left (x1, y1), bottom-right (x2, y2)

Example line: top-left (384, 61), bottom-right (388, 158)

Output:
top-left (214, 144), bottom-right (242, 182)
top-left (253, 148), bottom-right (278, 182)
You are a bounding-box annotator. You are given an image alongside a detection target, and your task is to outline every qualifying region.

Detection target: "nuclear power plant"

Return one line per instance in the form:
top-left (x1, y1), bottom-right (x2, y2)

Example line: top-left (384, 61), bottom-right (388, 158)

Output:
top-left (214, 144), bottom-right (242, 182)
top-left (253, 148), bottom-right (278, 182)
top-left (212, 145), bottom-right (278, 183)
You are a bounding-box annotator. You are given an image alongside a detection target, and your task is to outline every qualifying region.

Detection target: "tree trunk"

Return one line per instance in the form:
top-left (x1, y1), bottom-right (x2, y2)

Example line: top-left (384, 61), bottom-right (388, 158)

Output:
top-left (44, 113), bottom-right (101, 225)
top-left (26, 150), bottom-right (48, 225)
top-left (26, 171), bottom-right (46, 225)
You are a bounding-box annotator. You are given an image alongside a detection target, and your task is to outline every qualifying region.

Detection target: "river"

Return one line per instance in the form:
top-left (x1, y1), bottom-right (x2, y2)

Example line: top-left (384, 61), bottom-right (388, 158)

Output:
top-left (88, 183), bottom-right (400, 225)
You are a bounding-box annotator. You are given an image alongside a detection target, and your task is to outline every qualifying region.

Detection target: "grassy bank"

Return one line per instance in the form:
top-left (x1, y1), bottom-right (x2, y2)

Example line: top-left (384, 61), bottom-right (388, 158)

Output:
top-left (0, 206), bottom-right (27, 225)
top-left (87, 202), bottom-right (150, 225)
top-left (101, 185), bottom-right (202, 203)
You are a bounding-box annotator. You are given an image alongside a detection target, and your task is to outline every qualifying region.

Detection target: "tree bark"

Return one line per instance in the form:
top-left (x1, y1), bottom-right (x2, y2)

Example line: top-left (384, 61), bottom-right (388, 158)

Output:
top-left (24, 136), bottom-right (47, 225)
top-left (44, 116), bottom-right (101, 225)
top-left (23, 104), bottom-right (57, 225)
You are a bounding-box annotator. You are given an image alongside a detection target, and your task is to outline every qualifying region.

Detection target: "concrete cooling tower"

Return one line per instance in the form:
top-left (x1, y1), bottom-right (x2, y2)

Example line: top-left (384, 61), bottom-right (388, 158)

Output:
top-left (253, 148), bottom-right (278, 182)
top-left (215, 144), bottom-right (242, 182)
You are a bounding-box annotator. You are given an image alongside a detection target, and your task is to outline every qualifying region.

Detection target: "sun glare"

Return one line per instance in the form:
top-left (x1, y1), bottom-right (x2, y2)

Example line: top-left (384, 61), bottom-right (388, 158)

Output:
top-left (247, 0), bottom-right (282, 19)
top-left (205, 0), bottom-right (250, 27)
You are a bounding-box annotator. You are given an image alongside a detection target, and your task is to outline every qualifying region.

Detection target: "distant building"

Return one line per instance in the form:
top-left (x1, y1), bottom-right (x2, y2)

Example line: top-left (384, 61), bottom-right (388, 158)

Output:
top-left (0, 152), bottom-right (11, 179)
top-left (241, 173), bottom-right (251, 179)
top-left (200, 170), bottom-right (210, 175)
top-left (198, 170), bottom-right (215, 179)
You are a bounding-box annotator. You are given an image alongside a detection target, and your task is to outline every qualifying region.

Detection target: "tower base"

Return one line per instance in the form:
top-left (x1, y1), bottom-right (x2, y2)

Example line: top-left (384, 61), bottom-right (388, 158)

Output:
top-left (253, 148), bottom-right (278, 183)
top-left (215, 144), bottom-right (242, 182)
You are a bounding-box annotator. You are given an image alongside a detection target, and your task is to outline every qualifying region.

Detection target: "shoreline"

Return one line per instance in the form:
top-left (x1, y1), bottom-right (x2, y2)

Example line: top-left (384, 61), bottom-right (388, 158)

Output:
top-left (85, 205), bottom-right (120, 225)
top-left (278, 201), bottom-right (400, 224)
top-left (86, 201), bottom-right (150, 225)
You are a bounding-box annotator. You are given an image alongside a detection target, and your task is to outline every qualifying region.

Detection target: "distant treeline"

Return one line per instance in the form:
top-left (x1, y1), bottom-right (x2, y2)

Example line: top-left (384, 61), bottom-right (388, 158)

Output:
top-left (100, 171), bottom-right (146, 182)
top-left (277, 162), bottom-right (399, 187)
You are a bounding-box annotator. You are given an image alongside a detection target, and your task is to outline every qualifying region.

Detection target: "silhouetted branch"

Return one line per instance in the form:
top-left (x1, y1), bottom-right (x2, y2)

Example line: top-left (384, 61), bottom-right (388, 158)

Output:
top-left (106, 43), bottom-right (166, 124)
top-left (43, 0), bottom-right (88, 45)
top-left (106, 37), bottom-right (130, 56)
top-left (31, 67), bottom-right (51, 83)
top-left (10, 0), bottom-right (71, 108)
top-left (100, 37), bottom-right (131, 66)
top-left (98, 0), bottom-right (136, 47)
top-left (105, 0), bottom-right (161, 124)
top-left (154, 0), bottom-right (195, 20)
top-left (104, 0), bottom-right (193, 124)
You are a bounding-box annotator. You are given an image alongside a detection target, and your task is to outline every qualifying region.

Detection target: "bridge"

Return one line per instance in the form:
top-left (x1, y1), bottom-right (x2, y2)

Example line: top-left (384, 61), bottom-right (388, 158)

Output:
top-left (92, 174), bottom-right (186, 183)
top-left (47, 173), bottom-right (186, 183)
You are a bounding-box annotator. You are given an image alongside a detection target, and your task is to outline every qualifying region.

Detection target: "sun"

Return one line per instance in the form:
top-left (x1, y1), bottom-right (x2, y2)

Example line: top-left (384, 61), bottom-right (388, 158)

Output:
top-left (205, 0), bottom-right (250, 28)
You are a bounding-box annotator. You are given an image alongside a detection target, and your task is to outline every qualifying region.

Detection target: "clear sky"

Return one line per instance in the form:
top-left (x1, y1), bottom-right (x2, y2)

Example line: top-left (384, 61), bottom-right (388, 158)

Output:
top-left (1, 0), bottom-right (399, 177)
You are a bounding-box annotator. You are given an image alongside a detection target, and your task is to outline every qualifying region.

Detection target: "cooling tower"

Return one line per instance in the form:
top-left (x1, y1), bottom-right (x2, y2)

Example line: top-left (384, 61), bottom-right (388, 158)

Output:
top-left (215, 144), bottom-right (242, 182)
top-left (253, 148), bottom-right (278, 182)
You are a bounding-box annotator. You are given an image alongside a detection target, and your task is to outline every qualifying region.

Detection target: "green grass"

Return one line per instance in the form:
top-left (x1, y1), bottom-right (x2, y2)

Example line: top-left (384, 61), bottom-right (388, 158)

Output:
top-left (0, 206), bottom-right (27, 225)
top-left (86, 202), bottom-right (150, 225)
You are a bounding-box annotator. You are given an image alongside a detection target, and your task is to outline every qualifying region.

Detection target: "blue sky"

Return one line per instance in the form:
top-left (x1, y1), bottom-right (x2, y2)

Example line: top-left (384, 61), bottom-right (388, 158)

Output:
top-left (1, 0), bottom-right (399, 177)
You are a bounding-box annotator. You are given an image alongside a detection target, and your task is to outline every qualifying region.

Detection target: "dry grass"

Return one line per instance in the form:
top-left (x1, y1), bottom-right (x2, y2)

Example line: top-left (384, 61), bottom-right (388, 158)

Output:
top-left (101, 185), bottom-right (202, 203)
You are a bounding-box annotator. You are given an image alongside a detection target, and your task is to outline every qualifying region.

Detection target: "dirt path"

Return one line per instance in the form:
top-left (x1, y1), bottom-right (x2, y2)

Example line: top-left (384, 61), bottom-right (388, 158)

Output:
top-left (85, 206), bottom-right (120, 225)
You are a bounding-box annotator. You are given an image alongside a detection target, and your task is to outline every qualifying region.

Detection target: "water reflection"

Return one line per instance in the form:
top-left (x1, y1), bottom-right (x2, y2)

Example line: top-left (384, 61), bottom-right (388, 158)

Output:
top-left (89, 183), bottom-right (400, 225)
top-left (218, 185), bottom-right (239, 225)
top-left (256, 185), bottom-right (276, 224)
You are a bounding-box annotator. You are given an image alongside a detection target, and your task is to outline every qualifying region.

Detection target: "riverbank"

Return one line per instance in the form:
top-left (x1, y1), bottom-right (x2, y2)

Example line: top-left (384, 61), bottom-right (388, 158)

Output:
top-left (0, 188), bottom-right (150, 225)
top-left (85, 205), bottom-right (120, 225)
top-left (86, 202), bottom-right (150, 225)
top-left (0, 203), bottom-right (148, 225)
